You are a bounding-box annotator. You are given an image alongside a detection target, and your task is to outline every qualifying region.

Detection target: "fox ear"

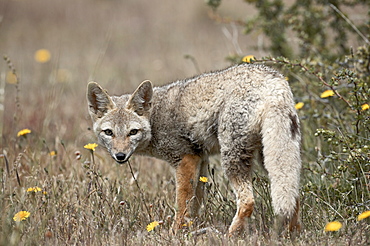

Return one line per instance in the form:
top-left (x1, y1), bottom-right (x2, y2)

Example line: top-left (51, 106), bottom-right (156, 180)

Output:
top-left (87, 82), bottom-right (115, 120)
top-left (127, 80), bottom-right (153, 116)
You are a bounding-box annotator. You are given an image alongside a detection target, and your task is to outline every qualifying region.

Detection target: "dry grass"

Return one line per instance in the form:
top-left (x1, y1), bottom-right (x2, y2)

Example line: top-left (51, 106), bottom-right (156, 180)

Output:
top-left (0, 0), bottom-right (369, 245)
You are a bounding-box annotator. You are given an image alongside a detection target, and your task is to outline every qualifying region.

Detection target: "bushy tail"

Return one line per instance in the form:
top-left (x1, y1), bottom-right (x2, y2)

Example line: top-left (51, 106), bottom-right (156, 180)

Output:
top-left (261, 100), bottom-right (301, 219)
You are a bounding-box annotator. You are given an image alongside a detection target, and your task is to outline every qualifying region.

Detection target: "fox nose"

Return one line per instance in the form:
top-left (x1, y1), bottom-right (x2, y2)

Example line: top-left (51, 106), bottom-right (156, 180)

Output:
top-left (115, 152), bottom-right (126, 162)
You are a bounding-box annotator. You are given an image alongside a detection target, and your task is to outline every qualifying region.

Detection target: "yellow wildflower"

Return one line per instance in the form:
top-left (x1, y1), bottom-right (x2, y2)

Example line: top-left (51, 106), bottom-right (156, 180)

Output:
top-left (84, 143), bottom-right (98, 151)
top-left (357, 210), bottom-right (370, 221)
top-left (199, 176), bottom-right (208, 183)
top-left (361, 103), bottom-right (369, 111)
top-left (242, 55), bottom-right (256, 63)
top-left (34, 49), bottom-right (51, 63)
top-left (295, 102), bottom-right (304, 110)
top-left (17, 129), bottom-right (31, 137)
top-left (49, 151), bottom-right (57, 156)
top-left (27, 187), bottom-right (42, 193)
top-left (6, 71), bottom-right (17, 84)
top-left (320, 90), bottom-right (335, 98)
top-left (146, 221), bottom-right (159, 232)
top-left (182, 221), bottom-right (193, 227)
top-left (324, 221), bottom-right (342, 232)
top-left (13, 211), bottom-right (31, 222)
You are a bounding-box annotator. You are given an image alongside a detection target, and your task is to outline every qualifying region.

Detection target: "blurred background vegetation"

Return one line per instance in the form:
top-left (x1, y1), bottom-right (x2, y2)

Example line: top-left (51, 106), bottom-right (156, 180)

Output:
top-left (0, 0), bottom-right (369, 245)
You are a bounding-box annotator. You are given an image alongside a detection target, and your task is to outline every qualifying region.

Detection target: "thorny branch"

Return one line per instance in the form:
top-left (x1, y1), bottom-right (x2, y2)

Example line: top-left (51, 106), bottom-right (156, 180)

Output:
top-left (255, 57), bottom-right (352, 108)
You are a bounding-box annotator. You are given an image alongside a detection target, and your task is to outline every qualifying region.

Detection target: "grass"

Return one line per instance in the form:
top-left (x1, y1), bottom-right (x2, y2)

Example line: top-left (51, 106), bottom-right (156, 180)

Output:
top-left (1, 136), bottom-right (368, 245)
top-left (1, 0), bottom-right (369, 245)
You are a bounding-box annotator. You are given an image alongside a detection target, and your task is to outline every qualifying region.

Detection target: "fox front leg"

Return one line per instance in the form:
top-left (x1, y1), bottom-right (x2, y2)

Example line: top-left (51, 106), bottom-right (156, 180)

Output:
top-left (172, 154), bottom-right (202, 233)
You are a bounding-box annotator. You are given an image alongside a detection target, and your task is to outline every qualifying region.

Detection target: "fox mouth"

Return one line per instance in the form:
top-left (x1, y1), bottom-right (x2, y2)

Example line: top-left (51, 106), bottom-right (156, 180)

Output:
top-left (115, 159), bottom-right (128, 164)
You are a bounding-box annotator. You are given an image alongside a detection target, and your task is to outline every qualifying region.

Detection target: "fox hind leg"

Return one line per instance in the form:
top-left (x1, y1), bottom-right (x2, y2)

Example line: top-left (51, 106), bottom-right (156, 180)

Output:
top-left (221, 149), bottom-right (255, 236)
top-left (218, 105), bottom-right (259, 235)
top-left (273, 199), bottom-right (300, 238)
top-left (288, 199), bottom-right (300, 232)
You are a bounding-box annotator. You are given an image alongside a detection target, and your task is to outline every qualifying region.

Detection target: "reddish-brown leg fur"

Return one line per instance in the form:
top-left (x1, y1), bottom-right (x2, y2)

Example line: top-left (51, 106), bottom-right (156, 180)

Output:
top-left (228, 177), bottom-right (255, 236)
top-left (173, 154), bottom-right (202, 231)
top-left (289, 199), bottom-right (301, 232)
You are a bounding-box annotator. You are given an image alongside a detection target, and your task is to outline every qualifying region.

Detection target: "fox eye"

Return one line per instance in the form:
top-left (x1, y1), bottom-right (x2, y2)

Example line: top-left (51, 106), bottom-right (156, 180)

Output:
top-left (129, 129), bottom-right (138, 136)
top-left (103, 129), bottom-right (113, 136)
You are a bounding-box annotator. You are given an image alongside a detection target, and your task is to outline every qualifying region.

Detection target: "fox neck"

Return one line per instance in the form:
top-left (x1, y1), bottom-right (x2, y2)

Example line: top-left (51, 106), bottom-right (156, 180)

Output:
top-left (132, 92), bottom-right (177, 162)
top-left (135, 138), bottom-right (152, 154)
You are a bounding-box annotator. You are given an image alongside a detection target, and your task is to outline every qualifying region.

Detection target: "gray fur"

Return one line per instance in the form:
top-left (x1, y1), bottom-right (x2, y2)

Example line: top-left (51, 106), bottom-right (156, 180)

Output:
top-left (87, 63), bottom-right (302, 234)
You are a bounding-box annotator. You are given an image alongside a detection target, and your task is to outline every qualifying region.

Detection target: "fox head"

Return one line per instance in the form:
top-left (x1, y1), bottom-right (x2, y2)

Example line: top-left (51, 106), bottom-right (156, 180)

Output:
top-left (87, 81), bottom-right (153, 164)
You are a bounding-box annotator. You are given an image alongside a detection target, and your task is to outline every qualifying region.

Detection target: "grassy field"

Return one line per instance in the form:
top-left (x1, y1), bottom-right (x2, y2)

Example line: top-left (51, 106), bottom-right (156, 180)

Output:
top-left (0, 0), bottom-right (369, 245)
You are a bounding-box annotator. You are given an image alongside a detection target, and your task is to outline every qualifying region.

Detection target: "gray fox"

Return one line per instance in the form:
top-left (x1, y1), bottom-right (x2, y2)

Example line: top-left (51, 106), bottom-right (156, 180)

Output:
top-left (87, 63), bottom-right (301, 235)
